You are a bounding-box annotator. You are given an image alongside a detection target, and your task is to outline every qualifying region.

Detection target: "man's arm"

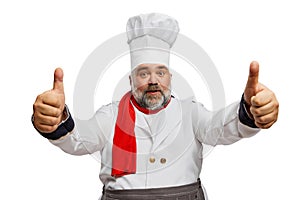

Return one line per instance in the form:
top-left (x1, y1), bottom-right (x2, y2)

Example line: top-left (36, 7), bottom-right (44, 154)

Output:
top-left (32, 68), bottom-right (106, 155)
top-left (193, 61), bottom-right (279, 146)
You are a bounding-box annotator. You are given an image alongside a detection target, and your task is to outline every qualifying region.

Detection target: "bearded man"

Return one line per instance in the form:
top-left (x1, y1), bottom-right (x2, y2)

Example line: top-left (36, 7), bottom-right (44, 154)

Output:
top-left (32, 13), bottom-right (279, 200)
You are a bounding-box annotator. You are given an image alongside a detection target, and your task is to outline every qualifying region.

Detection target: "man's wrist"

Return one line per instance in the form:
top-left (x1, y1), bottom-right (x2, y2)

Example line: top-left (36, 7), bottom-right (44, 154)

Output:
top-left (239, 94), bottom-right (258, 128)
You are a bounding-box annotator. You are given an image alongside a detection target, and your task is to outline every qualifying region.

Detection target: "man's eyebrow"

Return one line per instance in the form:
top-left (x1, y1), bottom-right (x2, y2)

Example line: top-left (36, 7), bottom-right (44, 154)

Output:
top-left (135, 65), bottom-right (168, 73)
top-left (157, 65), bottom-right (168, 70)
top-left (135, 66), bottom-right (149, 73)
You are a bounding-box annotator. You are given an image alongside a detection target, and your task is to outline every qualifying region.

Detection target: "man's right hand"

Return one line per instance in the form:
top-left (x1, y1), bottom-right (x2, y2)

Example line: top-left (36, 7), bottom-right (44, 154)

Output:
top-left (33, 68), bottom-right (66, 133)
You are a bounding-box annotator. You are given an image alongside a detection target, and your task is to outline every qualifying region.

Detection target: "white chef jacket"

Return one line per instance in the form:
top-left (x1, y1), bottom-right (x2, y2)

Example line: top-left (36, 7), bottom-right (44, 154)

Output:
top-left (49, 96), bottom-right (259, 190)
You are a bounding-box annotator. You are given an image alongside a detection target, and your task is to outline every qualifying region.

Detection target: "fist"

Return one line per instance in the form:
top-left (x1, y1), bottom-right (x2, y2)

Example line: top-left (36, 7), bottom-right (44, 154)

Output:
top-left (33, 68), bottom-right (66, 133)
top-left (244, 61), bottom-right (279, 129)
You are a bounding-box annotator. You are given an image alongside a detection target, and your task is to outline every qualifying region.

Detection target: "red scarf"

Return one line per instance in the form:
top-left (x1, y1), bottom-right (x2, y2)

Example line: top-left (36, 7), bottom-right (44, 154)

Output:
top-left (111, 92), bottom-right (171, 177)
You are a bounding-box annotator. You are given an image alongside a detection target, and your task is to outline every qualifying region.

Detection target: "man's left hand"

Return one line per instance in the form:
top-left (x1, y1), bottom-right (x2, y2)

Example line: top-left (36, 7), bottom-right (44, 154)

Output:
top-left (243, 61), bottom-right (279, 129)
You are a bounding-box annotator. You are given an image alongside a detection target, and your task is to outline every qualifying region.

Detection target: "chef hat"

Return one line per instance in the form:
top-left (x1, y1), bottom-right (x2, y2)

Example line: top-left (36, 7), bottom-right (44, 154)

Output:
top-left (126, 13), bottom-right (180, 70)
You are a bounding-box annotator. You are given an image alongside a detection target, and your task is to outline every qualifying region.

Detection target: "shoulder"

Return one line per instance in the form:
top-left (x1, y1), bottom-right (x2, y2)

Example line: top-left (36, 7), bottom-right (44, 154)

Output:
top-left (168, 96), bottom-right (207, 116)
top-left (94, 102), bottom-right (119, 122)
top-left (172, 96), bottom-right (205, 110)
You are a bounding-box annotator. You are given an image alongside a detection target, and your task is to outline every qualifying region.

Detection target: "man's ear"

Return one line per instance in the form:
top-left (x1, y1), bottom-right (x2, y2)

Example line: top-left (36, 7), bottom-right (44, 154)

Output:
top-left (129, 75), bottom-right (135, 89)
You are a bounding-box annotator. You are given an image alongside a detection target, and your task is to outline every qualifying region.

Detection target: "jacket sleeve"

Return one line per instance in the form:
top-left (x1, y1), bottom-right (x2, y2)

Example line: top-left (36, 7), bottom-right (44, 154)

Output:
top-left (34, 104), bottom-right (115, 155)
top-left (192, 99), bottom-right (260, 146)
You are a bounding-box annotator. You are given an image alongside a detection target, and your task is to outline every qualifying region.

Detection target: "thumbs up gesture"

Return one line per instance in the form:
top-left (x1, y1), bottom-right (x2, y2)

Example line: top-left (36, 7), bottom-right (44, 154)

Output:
top-left (33, 68), bottom-right (66, 133)
top-left (244, 61), bottom-right (279, 129)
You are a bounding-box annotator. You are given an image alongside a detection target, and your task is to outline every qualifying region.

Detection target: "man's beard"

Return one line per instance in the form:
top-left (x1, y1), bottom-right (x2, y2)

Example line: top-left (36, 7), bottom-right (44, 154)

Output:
top-left (132, 84), bottom-right (171, 110)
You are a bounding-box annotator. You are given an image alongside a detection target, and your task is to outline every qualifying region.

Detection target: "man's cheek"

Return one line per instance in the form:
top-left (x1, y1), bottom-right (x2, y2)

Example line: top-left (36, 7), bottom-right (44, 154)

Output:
top-left (137, 85), bottom-right (148, 93)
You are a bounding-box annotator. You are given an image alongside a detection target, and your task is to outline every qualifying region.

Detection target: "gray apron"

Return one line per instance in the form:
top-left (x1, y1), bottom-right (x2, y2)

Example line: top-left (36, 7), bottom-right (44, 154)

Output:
top-left (101, 179), bottom-right (205, 200)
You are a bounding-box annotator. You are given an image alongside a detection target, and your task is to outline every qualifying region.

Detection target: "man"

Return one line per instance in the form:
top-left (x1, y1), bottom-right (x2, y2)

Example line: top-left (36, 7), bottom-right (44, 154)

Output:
top-left (32, 13), bottom-right (279, 199)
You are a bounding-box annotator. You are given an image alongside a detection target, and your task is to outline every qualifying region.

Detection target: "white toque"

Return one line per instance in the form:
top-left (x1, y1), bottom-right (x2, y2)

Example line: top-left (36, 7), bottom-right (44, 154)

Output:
top-left (126, 13), bottom-right (180, 70)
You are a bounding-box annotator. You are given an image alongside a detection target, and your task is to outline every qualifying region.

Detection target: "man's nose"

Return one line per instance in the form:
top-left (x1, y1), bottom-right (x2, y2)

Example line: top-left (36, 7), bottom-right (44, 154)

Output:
top-left (148, 73), bottom-right (158, 84)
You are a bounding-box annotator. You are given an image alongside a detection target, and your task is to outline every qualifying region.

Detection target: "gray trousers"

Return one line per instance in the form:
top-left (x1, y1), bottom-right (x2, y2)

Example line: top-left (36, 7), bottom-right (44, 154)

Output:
top-left (101, 179), bottom-right (205, 200)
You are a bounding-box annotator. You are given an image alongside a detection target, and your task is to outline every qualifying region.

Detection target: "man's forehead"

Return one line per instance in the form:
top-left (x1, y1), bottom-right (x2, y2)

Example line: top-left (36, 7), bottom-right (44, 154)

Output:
top-left (135, 64), bottom-right (168, 71)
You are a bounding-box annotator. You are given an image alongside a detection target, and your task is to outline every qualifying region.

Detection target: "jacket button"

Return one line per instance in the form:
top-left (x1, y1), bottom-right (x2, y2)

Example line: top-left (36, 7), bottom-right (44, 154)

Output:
top-left (149, 157), bottom-right (156, 163)
top-left (160, 158), bottom-right (167, 164)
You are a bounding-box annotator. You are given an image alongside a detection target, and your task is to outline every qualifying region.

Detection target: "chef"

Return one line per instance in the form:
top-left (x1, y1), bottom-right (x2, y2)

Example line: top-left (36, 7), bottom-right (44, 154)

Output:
top-left (32, 13), bottom-right (279, 200)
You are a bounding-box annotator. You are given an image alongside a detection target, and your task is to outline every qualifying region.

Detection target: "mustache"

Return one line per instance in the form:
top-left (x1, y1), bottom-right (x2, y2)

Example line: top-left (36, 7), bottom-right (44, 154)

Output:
top-left (144, 84), bottom-right (163, 93)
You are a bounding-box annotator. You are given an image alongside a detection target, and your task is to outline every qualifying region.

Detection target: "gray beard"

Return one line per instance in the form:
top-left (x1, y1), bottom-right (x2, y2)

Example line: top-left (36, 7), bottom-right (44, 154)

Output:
top-left (133, 90), bottom-right (171, 110)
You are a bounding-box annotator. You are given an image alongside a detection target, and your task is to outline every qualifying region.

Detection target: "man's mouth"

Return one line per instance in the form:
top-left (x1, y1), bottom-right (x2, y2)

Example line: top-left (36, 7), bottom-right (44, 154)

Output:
top-left (145, 90), bottom-right (162, 95)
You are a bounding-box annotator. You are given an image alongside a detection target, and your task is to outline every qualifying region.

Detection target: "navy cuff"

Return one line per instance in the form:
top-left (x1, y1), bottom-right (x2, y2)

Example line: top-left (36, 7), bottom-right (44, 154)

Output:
top-left (239, 94), bottom-right (258, 128)
top-left (32, 106), bottom-right (75, 140)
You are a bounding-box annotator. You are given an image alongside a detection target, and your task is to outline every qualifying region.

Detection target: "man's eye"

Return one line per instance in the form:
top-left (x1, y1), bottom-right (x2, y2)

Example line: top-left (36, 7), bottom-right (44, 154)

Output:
top-left (139, 72), bottom-right (148, 78)
top-left (157, 71), bottom-right (165, 77)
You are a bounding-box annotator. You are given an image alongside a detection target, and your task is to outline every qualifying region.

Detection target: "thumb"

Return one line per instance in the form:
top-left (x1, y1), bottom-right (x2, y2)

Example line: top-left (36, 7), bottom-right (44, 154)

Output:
top-left (244, 61), bottom-right (259, 104)
top-left (246, 61), bottom-right (259, 93)
top-left (53, 67), bottom-right (64, 93)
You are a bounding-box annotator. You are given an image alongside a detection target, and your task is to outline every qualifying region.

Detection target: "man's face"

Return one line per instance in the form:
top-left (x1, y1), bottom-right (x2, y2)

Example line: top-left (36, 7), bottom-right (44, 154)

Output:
top-left (130, 63), bottom-right (172, 110)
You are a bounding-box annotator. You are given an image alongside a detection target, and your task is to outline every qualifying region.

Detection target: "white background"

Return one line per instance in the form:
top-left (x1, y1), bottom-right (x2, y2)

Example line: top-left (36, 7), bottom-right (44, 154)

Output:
top-left (1, 0), bottom-right (299, 199)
